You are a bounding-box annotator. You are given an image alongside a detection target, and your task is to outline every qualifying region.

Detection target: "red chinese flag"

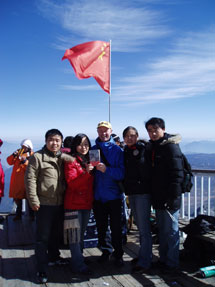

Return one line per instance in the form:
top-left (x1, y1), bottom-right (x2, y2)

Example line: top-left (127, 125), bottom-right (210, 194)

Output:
top-left (62, 41), bottom-right (110, 94)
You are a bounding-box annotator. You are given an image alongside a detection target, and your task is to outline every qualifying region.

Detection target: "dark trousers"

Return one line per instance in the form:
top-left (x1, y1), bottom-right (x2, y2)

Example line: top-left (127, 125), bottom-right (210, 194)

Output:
top-left (93, 199), bottom-right (123, 259)
top-left (35, 205), bottom-right (64, 273)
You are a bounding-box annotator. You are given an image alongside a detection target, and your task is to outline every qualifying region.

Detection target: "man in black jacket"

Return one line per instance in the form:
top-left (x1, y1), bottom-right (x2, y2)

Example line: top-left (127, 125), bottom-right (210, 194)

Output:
top-left (145, 117), bottom-right (184, 273)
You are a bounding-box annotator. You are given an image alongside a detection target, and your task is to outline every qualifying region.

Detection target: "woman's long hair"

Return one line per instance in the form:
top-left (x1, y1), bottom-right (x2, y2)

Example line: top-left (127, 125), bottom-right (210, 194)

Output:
top-left (71, 133), bottom-right (91, 168)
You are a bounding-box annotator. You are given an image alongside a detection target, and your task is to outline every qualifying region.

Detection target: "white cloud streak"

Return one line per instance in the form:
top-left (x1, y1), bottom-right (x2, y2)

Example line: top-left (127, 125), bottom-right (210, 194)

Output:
top-left (37, 0), bottom-right (170, 52)
top-left (113, 29), bottom-right (215, 105)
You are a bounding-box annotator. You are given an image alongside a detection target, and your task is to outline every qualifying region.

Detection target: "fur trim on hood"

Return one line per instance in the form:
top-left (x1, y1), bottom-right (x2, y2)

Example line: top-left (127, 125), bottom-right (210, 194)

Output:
top-left (61, 153), bottom-right (75, 163)
top-left (160, 133), bottom-right (182, 145)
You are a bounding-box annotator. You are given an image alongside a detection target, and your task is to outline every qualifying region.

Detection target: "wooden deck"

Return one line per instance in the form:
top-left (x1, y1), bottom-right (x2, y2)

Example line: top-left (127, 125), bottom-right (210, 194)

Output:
top-left (0, 214), bottom-right (215, 287)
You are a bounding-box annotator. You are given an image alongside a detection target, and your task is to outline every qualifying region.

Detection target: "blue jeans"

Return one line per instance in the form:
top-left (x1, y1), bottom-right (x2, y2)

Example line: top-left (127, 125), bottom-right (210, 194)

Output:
top-left (155, 209), bottom-right (180, 268)
top-left (70, 210), bottom-right (91, 272)
top-left (128, 194), bottom-right (152, 268)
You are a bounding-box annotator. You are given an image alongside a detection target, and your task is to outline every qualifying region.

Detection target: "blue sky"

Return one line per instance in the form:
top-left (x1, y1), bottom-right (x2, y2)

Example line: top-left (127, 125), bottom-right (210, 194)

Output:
top-left (1, 0), bottom-right (215, 145)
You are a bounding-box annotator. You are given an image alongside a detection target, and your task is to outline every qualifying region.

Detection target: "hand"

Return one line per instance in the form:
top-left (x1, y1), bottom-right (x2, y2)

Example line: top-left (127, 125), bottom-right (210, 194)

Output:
top-left (86, 163), bottom-right (94, 173)
top-left (165, 197), bottom-right (180, 211)
top-left (20, 156), bottom-right (26, 161)
top-left (32, 205), bottom-right (40, 211)
top-left (96, 162), bottom-right (106, 173)
top-left (13, 150), bottom-right (19, 157)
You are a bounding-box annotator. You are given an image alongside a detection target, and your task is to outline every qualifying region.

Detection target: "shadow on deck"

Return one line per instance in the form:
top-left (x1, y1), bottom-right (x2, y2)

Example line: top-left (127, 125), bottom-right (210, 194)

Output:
top-left (0, 214), bottom-right (214, 287)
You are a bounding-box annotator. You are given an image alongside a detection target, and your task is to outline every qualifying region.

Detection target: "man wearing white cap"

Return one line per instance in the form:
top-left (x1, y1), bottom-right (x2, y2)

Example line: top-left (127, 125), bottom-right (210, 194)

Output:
top-left (93, 121), bottom-right (125, 267)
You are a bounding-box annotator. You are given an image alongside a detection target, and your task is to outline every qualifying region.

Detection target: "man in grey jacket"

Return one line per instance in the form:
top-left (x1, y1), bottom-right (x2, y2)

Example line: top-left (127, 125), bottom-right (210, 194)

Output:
top-left (25, 129), bottom-right (67, 284)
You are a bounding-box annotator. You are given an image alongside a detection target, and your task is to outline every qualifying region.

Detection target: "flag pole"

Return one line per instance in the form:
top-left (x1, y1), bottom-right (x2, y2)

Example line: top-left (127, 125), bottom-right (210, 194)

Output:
top-left (109, 40), bottom-right (111, 123)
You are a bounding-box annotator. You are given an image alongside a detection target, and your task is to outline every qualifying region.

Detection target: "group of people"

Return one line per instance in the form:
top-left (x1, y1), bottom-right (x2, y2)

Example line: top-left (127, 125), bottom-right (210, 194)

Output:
top-left (3, 117), bottom-right (184, 284)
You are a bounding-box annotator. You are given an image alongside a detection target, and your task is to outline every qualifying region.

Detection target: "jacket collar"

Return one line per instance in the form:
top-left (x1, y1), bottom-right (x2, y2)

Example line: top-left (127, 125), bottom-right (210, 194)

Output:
top-left (95, 136), bottom-right (115, 147)
top-left (42, 145), bottom-right (62, 160)
top-left (150, 133), bottom-right (181, 146)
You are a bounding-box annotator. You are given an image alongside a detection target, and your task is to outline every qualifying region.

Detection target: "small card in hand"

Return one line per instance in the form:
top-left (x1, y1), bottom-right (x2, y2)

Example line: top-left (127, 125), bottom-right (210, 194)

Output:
top-left (89, 150), bottom-right (100, 166)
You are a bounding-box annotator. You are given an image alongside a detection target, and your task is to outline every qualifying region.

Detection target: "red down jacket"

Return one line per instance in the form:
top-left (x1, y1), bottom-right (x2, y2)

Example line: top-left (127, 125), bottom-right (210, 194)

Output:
top-left (64, 155), bottom-right (94, 210)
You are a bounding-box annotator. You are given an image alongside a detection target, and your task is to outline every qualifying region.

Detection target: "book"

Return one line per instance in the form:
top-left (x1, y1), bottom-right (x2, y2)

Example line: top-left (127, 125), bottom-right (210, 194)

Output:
top-left (89, 149), bottom-right (100, 166)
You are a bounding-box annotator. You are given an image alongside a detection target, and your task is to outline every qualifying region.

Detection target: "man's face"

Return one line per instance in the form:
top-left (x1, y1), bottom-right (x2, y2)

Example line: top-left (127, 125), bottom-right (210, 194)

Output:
top-left (97, 127), bottom-right (112, 142)
top-left (147, 125), bottom-right (165, 141)
top-left (46, 135), bottom-right (62, 154)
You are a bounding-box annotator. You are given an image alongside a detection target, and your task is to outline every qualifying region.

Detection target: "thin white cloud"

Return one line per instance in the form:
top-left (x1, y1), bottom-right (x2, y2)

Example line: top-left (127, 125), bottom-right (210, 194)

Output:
top-left (37, 0), bottom-right (170, 52)
top-left (113, 29), bottom-right (215, 105)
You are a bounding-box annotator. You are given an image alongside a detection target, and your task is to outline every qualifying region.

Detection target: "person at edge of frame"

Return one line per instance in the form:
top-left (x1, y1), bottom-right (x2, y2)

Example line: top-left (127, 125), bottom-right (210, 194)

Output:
top-left (144, 117), bottom-right (184, 274)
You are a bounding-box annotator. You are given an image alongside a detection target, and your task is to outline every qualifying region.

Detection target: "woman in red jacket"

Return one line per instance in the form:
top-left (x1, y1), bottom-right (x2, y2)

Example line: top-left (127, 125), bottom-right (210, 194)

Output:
top-left (64, 133), bottom-right (94, 275)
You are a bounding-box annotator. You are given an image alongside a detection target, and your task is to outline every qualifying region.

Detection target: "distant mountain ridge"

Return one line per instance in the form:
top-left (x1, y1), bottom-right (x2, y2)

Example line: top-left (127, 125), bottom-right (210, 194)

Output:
top-left (181, 140), bottom-right (215, 154)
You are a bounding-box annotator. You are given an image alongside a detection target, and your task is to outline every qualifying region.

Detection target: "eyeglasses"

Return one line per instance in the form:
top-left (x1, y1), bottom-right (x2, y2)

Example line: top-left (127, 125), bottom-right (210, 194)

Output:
top-left (78, 144), bottom-right (89, 148)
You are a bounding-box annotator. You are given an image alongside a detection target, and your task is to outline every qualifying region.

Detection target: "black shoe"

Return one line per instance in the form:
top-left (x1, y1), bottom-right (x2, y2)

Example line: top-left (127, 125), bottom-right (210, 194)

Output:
top-left (114, 258), bottom-right (124, 267)
top-left (36, 272), bottom-right (48, 283)
top-left (151, 260), bottom-right (166, 269)
top-left (79, 267), bottom-right (93, 275)
top-left (130, 257), bottom-right (138, 265)
top-left (132, 265), bottom-right (151, 274)
top-left (97, 251), bottom-right (110, 263)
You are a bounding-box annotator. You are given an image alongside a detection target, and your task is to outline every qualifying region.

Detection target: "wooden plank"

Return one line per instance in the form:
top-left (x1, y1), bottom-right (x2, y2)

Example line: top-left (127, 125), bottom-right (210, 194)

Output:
top-left (1, 211), bottom-right (215, 287)
top-left (84, 244), bottom-right (162, 287)
top-left (1, 219), bottom-right (38, 286)
top-left (175, 272), bottom-right (215, 287)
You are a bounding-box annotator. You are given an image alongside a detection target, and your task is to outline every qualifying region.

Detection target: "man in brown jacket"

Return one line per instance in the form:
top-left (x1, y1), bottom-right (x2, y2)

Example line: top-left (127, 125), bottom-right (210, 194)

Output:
top-left (25, 129), bottom-right (67, 284)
